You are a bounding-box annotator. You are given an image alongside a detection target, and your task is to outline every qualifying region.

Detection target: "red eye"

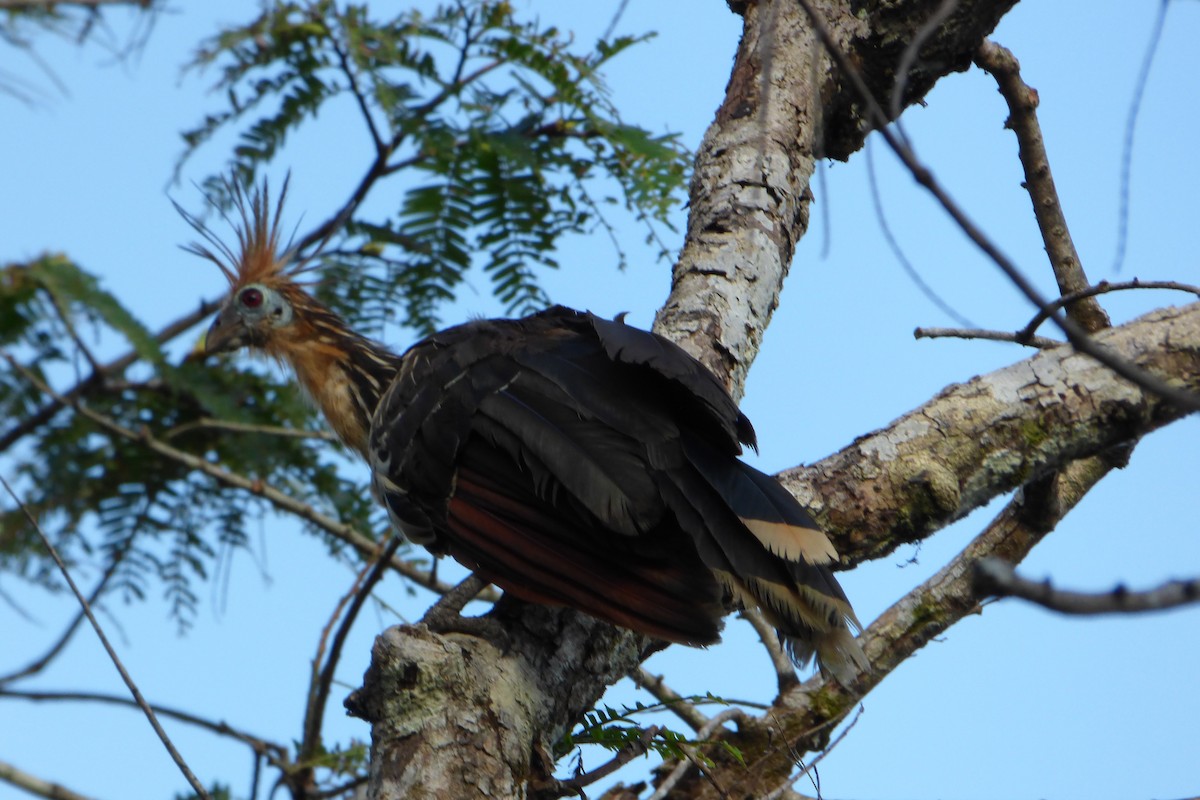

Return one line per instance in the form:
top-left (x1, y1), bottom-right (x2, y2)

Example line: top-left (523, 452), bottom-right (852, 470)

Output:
top-left (240, 288), bottom-right (264, 308)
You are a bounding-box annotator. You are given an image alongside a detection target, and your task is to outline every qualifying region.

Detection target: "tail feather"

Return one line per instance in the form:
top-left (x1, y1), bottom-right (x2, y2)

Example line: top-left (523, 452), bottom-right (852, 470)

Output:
top-left (670, 435), bottom-right (867, 681)
top-left (782, 627), bottom-right (870, 685)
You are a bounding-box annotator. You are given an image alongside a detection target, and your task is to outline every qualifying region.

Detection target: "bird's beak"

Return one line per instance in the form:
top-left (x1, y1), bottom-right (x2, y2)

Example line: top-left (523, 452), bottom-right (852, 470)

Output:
top-left (202, 306), bottom-right (250, 355)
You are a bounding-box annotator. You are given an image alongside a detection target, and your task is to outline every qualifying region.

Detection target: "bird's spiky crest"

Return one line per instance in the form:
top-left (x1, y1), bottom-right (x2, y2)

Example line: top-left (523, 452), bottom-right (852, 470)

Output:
top-left (177, 175), bottom-right (307, 289)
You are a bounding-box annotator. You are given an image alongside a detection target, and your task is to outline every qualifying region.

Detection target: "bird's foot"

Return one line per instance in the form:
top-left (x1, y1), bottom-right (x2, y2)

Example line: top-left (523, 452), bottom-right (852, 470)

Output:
top-left (421, 573), bottom-right (510, 650)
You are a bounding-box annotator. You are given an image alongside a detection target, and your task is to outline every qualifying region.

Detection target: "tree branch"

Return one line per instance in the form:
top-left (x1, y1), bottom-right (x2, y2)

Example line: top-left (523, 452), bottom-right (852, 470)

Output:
top-left (0, 0), bottom-right (151, 7)
top-left (664, 449), bottom-right (1118, 799)
top-left (913, 325), bottom-right (1059, 348)
top-left (0, 759), bottom-right (97, 800)
top-left (786, 302), bottom-right (1200, 566)
top-left (0, 298), bottom-right (219, 456)
top-left (632, 669), bottom-right (711, 734)
top-left (298, 537), bottom-right (403, 791)
top-left (0, 476), bottom-right (210, 800)
top-left (0, 688), bottom-right (289, 764)
top-left (2, 351), bottom-right (465, 595)
top-left (795, 0), bottom-right (1200, 412)
top-left (1017, 279), bottom-right (1200, 342)
top-left (654, 0), bottom-right (1018, 396)
top-left (974, 557), bottom-right (1200, 615)
top-left (0, 545), bottom-right (126, 685)
top-left (974, 39), bottom-right (1109, 333)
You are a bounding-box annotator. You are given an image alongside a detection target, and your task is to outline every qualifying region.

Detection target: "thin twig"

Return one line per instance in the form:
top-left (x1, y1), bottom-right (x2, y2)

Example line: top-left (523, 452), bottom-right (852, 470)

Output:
top-left (0, 475), bottom-right (211, 800)
top-left (1017, 279), bottom-right (1200, 342)
top-left (302, 537), bottom-right (403, 767)
top-left (647, 708), bottom-right (744, 800)
top-left (794, 0), bottom-right (1200, 413)
top-left (163, 417), bottom-right (338, 442)
top-left (0, 688), bottom-right (289, 763)
top-left (2, 351), bottom-right (465, 595)
top-left (764, 705), bottom-right (864, 800)
top-left (974, 40), bottom-right (1108, 333)
top-left (328, 11), bottom-right (385, 155)
top-left (292, 56), bottom-right (502, 256)
top-left (913, 326), bottom-right (1060, 349)
top-left (46, 289), bottom-right (104, 376)
top-left (538, 725), bottom-right (659, 798)
top-left (974, 557), bottom-right (1200, 615)
top-left (0, 758), bottom-right (98, 800)
top-left (0, 546), bottom-right (127, 685)
top-left (866, 140), bottom-right (975, 328)
top-left (632, 668), bottom-right (710, 733)
top-left (740, 608), bottom-right (798, 694)
top-left (1113, 0), bottom-right (1170, 275)
top-left (889, 0), bottom-right (959, 129)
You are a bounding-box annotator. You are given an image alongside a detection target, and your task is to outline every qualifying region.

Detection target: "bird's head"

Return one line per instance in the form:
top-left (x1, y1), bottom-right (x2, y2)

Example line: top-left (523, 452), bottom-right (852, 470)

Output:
top-left (180, 177), bottom-right (309, 359)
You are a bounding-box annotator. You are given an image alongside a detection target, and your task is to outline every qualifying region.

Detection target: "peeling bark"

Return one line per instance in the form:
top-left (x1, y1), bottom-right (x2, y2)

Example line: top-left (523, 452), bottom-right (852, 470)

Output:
top-left (655, 0), bottom-right (1017, 396)
top-left (350, 603), bottom-right (653, 798)
top-left (787, 302), bottom-right (1200, 566)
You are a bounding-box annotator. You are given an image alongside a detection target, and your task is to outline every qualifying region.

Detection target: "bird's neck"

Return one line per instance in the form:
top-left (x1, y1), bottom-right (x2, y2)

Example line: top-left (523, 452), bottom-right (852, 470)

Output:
top-left (268, 307), bottom-right (403, 459)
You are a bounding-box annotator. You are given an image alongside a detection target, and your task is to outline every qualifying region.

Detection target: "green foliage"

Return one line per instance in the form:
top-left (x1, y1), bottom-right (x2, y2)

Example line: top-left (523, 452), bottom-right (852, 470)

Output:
top-left (0, 257), bottom-right (388, 628)
top-left (557, 695), bottom-right (746, 768)
top-left (175, 782), bottom-right (232, 800)
top-left (182, 0), bottom-right (689, 334)
top-left (299, 738), bottom-right (370, 777)
top-left (1, 4), bottom-right (688, 792)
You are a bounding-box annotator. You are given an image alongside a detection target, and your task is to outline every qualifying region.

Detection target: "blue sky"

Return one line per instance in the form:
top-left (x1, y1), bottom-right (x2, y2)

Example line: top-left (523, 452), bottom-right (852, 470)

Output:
top-left (3, 2), bottom-right (1199, 799)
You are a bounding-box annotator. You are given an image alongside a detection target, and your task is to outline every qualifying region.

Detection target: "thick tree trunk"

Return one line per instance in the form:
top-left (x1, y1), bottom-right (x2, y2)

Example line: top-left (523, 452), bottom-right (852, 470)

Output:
top-left (655, 0), bottom-right (1018, 393)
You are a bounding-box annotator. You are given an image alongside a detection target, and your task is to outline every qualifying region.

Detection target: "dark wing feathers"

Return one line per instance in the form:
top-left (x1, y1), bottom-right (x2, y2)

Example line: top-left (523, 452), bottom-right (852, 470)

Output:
top-left (368, 306), bottom-right (865, 679)
top-left (588, 311), bottom-right (757, 452)
top-left (446, 443), bottom-right (724, 645)
top-left (477, 376), bottom-right (662, 535)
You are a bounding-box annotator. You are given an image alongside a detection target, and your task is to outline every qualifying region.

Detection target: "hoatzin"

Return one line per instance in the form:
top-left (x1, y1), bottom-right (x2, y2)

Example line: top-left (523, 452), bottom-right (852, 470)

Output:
top-left (190, 182), bottom-right (868, 682)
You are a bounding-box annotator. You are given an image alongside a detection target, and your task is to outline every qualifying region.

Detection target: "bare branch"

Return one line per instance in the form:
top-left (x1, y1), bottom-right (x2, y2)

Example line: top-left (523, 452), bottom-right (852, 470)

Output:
top-left (632, 669), bottom-right (711, 734)
top-left (740, 608), bottom-right (799, 694)
top-left (1017, 279), bottom-right (1200, 343)
top-left (0, 547), bottom-right (126, 685)
top-left (0, 0), bottom-right (151, 7)
top-left (292, 59), bottom-right (504, 257)
top-left (790, 303), bottom-right (1200, 567)
top-left (974, 557), bottom-right (1200, 615)
top-left (974, 39), bottom-right (1109, 333)
top-left (795, 0), bottom-right (1200, 413)
top-left (913, 325), bottom-right (1059, 349)
top-left (2, 351), bottom-right (463, 595)
top-left (162, 417), bottom-right (338, 442)
top-left (648, 708), bottom-right (745, 800)
top-left (889, 0), bottom-right (960, 127)
top-left (867, 141), bottom-right (975, 328)
top-left (1113, 0), bottom-right (1171, 274)
top-left (535, 725), bottom-right (659, 798)
top-left (0, 688), bottom-right (289, 764)
top-left (0, 298), bottom-right (219, 456)
top-left (763, 705), bottom-right (863, 800)
top-left (0, 476), bottom-right (211, 800)
top-left (300, 537), bottom-right (404, 780)
top-left (328, 13), bottom-right (385, 155)
top-left (0, 758), bottom-right (97, 800)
